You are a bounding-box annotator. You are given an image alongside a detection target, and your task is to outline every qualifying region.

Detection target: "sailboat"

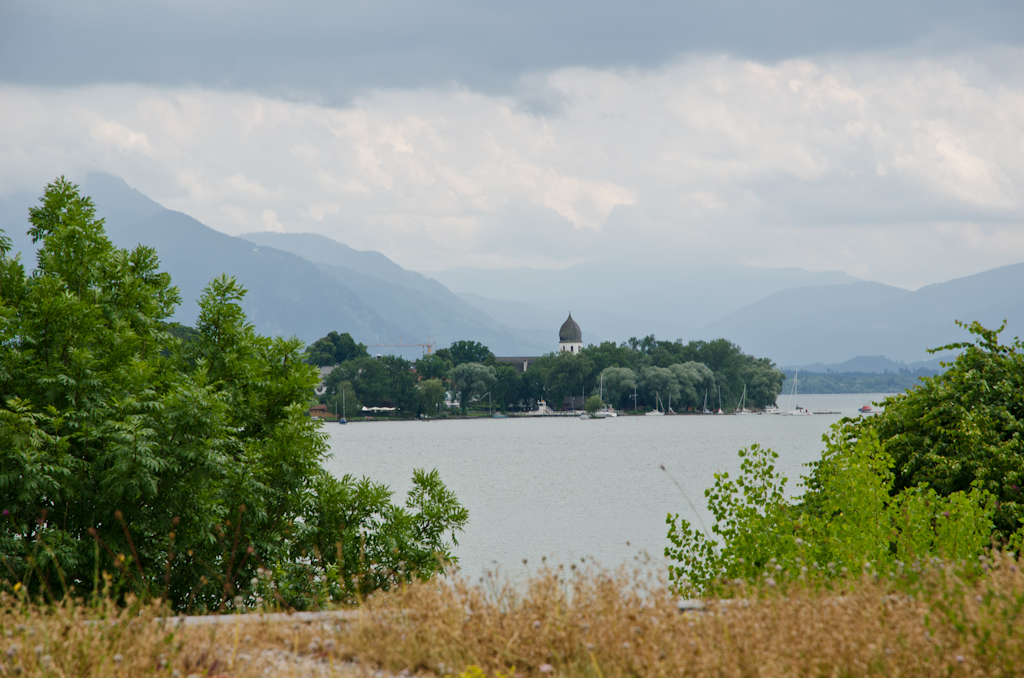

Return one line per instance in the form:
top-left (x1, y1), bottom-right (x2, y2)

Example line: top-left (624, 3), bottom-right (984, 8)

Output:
top-left (338, 388), bottom-right (347, 424)
top-left (702, 388), bottom-right (711, 414)
top-left (715, 385), bottom-right (725, 414)
top-left (783, 369), bottom-right (811, 416)
top-left (735, 384), bottom-right (753, 415)
top-left (593, 373), bottom-right (615, 418)
top-left (646, 392), bottom-right (665, 416)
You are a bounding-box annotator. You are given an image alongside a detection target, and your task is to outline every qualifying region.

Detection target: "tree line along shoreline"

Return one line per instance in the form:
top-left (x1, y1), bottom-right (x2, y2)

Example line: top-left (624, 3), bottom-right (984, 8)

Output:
top-left (307, 331), bottom-right (789, 418)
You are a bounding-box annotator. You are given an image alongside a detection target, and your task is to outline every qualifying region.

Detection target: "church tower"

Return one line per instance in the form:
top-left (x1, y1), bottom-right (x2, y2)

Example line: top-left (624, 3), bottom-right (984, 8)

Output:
top-left (558, 313), bottom-right (583, 354)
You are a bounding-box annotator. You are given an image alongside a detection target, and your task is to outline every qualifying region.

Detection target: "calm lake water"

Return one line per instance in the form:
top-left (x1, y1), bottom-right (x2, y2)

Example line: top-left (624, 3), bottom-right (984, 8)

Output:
top-left (323, 393), bottom-right (891, 577)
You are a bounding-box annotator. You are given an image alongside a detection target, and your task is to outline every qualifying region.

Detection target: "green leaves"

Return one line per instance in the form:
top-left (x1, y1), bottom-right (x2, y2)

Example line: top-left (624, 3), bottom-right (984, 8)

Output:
top-left (0, 179), bottom-right (467, 611)
top-left (667, 428), bottom-right (996, 596)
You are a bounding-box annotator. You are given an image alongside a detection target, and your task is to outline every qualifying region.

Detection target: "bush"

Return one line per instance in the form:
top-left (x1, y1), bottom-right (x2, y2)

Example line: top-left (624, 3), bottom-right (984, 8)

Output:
top-left (0, 178), bottom-right (467, 610)
top-left (665, 320), bottom-right (1021, 596)
top-left (666, 429), bottom-right (994, 596)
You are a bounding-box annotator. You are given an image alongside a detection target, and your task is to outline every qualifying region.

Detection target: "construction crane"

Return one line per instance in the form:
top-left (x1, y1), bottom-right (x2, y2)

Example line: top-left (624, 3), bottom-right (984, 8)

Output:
top-left (368, 336), bottom-right (436, 355)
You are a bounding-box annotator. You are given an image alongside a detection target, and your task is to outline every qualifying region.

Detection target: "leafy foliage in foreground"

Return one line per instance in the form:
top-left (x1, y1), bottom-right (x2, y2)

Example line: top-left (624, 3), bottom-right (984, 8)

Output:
top-left (666, 321), bottom-right (1024, 595)
top-left (849, 321), bottom-right (1024, 536)
top-left (0, 178), bottom-right (467, 610)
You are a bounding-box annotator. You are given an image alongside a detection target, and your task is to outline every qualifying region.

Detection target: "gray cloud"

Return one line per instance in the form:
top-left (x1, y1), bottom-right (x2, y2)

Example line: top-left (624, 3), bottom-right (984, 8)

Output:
top-left (1, 0), bottom-right (1022, 103)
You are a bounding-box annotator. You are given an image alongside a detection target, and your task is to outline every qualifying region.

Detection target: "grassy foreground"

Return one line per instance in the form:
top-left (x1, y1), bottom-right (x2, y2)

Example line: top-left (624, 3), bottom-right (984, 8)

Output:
top-left (4, 555), bottom-right (1024, 677)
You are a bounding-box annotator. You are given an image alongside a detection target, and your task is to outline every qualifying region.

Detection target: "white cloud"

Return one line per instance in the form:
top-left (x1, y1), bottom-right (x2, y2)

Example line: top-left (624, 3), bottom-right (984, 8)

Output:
top-left (1, 50), bottom-right (1023, 288)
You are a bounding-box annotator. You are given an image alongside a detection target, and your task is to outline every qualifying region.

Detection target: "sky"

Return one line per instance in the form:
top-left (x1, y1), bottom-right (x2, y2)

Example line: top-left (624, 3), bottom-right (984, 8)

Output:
top-left (2, 0), bottom-right (1024, 289)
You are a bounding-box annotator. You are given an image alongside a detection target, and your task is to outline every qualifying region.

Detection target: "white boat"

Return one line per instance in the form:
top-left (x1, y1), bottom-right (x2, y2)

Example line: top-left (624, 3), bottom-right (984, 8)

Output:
top-left (701, 388), bottom-right (712, 414)
top-left (735, 384), bottom-right (753, 414)
top-left (715, 385), bottom-right (725, 414)
top-left (592, 374), bottom-right (616, 417)
top-left (579, 412), bottom-right (590, 420)
top-left (782, 369), bottom-right (811, 416)
top-left (646, 392), bottom-right (665, 416)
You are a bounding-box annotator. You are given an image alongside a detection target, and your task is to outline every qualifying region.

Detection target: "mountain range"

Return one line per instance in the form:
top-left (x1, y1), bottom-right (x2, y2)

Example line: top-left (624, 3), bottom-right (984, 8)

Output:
top-left (1, 174), bottom-right (1021, 368)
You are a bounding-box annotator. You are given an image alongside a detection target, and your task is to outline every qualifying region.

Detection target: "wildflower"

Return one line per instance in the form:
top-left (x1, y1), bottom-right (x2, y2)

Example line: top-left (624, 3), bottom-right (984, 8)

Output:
top-left (794, 538), bottom-right (803, 546)
top-left (539, 665), bottom-right (554, 674)
top-left (33, 646), bottom-right (42, 656)
top-left (251, 577), bottom-right (259, 587)
top-left (765, 577), bottom-right (776, 587)
top-left (533, 620), bottom-right (541, 629)
top-left (113, 654), bottom-right (123, 664)
top-left (6, 645), bottom-right (17, 657)
top-left (956, 655), bottom-right (965, 663)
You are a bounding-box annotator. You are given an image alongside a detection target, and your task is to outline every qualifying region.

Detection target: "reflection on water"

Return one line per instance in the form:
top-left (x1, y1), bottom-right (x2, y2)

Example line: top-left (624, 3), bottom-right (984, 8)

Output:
top-left (323, 393), bottom-right (891, 577)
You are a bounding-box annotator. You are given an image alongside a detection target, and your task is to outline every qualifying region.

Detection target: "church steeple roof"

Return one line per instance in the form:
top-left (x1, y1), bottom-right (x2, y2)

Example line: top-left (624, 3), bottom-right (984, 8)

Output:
top-left (559, 313), bottom-right (582, 343)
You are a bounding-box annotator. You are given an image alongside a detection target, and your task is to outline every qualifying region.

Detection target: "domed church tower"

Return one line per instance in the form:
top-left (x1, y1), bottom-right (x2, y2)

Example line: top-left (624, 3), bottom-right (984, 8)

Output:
top-left (558, 313), bottom-right (583, 354)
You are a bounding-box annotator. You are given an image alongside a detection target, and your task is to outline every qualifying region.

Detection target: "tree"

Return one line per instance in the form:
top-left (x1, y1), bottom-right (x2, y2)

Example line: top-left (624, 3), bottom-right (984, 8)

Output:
top-left (381, 354), bottom-right (418, 414)
top-left (546, 351), bottom-right (594, 406)
top-left (597, 366), bottom-right (637, 410)
top-left (414, 353), bottom-right (452, 381)
top-left (491, 362), bottom-right (519, 412)
top-left (638, 366), bottom-right (680, 409)
top-left (815, 321), bottom-right (1024, 537)
top-left (326, 380), bottom-right (362, 419)
top-left (584, 395), bottom-right (603, 414)
top-left (306, 331), bottom-right (368, 366)
top-left (448, 363), bottom-right (496, 412)
top-left (0, 178), bottom-right (468, 610)
top-left (436, 340), bottom-right (493, 367)
top-left (668, 362), bottom-right (714, 409)
top-left (417, 378), bottom-right (447, 416)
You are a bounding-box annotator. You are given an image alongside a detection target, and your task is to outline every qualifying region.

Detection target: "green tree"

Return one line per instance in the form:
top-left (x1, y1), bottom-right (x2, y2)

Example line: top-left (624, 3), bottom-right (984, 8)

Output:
top-left (448, 363), bottom-right (496, 412)
top-left (546, 351), bottom-right (594, 406)
top-left (584, 395), bottom-right (603, 415)
top-left (813, 321), bottom-right (1024, 537)
top-left (668, 361), bottom-right (715, 410)
top-left (597, 366), bottom-right (637, 410)
top-left (325, 380), bottom-right (362, 418)
top-left (666, 431), bottom-right (994, 596)
top-left (414, 353), bottom-right (452, 381)
top-left (334, 357), bottom-right (389, 407)
top-left (306, 331), bottom-right (368, 366)
top-left (638, 366), bottom-right (680, 409)
top-left (436, 340), bottom-right (493, 367)
top-left (491, 362), bottom-right (519, 412)
top-left (0, 178), bottom-right (468, 610)
top-left (417, 378), bottom-right (447, 416)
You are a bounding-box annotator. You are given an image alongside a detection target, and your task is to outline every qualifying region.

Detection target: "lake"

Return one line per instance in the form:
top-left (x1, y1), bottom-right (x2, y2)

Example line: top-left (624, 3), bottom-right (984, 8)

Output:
top-left (323, 393), bottom-right (890, 577)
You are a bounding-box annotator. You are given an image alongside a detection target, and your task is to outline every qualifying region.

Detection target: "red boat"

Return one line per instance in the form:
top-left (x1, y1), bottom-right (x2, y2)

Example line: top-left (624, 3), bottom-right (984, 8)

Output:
top-left (858, 405), bottom-right (873, 414)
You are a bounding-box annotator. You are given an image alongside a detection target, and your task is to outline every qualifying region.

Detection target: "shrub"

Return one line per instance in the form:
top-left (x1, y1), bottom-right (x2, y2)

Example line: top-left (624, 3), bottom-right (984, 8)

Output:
top-left (0, 178), bottom-right (467, 610)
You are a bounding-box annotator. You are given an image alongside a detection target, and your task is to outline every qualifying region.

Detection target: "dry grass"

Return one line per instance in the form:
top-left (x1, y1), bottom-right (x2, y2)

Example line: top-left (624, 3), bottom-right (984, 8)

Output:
top-left (5, 554), bottom-right (1024, 677)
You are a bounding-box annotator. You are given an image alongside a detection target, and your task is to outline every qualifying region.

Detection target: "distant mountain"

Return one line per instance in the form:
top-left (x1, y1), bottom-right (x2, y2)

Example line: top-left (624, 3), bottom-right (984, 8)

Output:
top-left (425, 263), bottom-right (860, 344)
top-left (782, 355), bottom-right (953, 374)
top-left (240, 232), bottom-right (549, 355)
top-left (701, 266), bottom-right (1024, 364)
top-left (0, 175), bottom-right (520, 349)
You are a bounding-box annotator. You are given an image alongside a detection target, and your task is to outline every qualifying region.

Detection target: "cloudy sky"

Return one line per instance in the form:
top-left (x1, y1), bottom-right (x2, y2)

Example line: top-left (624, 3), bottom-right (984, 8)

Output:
top-left (2, 0), bottom-right (1023, 288)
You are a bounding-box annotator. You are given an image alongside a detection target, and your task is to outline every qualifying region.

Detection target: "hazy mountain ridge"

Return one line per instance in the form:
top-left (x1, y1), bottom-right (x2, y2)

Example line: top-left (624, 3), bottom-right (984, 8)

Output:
top-left (702, 265), bottom-right (1024, 365)
top-left (240, 232), bottom-right (549, 355)
top-left (0, 175), bottom-right (546, 352)
top-left (427, 263), bottom-right (861, 346)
